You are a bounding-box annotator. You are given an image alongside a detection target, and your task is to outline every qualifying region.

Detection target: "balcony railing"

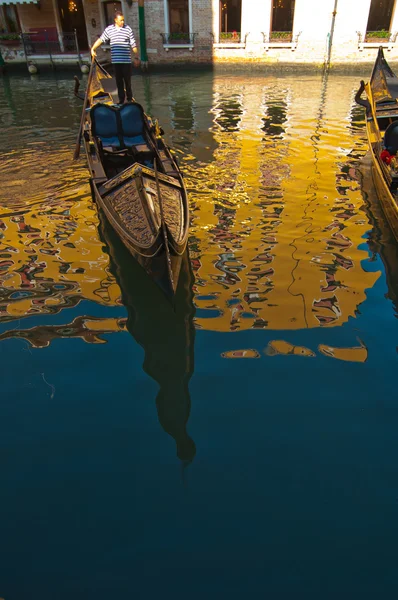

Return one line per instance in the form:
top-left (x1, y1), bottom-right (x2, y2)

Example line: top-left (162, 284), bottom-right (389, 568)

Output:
top-left (262, 31), bottom-right (301, 51)
top-left (357, 30), bottom-right (398, 51)
top-left (160, 32), bottom-right (197, 46)
top-left (266, 31), bottom-right (293, 42)
top-left (21, 31), bottom-right (79, 57)
top-left (219, 31), bottom-right (242, 43)
top-left (212, 32), bottom-right (249, 47)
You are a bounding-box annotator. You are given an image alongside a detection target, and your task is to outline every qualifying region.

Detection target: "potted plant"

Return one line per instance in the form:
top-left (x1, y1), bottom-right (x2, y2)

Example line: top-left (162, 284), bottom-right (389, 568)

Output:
top-left (169, 32), bottom-right (191, 44)
top-left (220, 31), bottom-right (241, 43)
top-left (270, 31), bottom-right (292, 42)
top-left (161, 32), bottom-right (192, 44)
top-left (0, 33), bottom-right (21, 46)
top-left (365, 29), bottom-right (391, 43)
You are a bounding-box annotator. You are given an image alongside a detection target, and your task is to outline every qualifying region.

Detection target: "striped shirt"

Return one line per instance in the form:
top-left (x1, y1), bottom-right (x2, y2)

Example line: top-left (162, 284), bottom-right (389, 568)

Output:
top-left (100, 24), bottom-right (136, 64)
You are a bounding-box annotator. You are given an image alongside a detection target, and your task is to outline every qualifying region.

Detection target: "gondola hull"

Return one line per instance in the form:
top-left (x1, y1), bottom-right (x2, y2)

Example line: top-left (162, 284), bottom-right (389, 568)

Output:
top-left (75, 60), bottom-right (189, 298)
top-left (90, 161), bottom-right (187, 297)
top-left (367, 130), bottom-right (398, 240)
top-left (359, 48), bottom-right (398, 241)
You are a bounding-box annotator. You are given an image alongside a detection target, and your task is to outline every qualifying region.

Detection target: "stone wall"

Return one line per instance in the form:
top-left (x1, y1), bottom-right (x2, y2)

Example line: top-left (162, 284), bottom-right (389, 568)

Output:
top-left (124, 0), bottom-right (213, 64)
top-left (4, 0), bottom-right (398, 69)
top-left (118, 0), bottom-right (398, 66)
top-left (83, 0), bottom-right (103, 48)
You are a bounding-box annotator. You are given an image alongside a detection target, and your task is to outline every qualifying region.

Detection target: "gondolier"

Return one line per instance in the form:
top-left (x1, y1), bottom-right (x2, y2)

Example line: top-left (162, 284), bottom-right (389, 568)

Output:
top-left (91, 12), bottom-right (138, 104)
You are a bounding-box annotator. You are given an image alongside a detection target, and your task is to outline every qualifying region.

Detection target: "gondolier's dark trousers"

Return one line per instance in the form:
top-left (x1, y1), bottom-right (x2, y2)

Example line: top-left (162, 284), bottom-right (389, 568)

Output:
top-left (113, 63), bottom-right (133, 104)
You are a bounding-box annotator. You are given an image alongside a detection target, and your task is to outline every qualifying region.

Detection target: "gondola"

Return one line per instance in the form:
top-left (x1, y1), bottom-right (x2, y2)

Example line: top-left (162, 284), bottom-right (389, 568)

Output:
top-left (355, 47), bottom-right (398, 240)
top-left (358, 153), bottom-right (398, 312)
top-left (73, 59), bottom-right (189, 299)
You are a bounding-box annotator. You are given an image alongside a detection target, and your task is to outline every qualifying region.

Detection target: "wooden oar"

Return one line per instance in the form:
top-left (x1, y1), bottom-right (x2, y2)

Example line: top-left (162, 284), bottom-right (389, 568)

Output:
top-left (154, 160), bottom-right (175, 295)
top-left (73, 58), bottom-right (95, 160)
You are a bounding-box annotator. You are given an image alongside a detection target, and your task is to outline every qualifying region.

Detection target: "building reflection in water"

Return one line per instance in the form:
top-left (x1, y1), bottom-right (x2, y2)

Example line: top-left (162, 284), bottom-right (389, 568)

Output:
top-left (187, 74), bottom-right (380, 331)
top-left (0, 182), bottom-right (118, 323)
top-left (0, 314), bottom-right (126, 347)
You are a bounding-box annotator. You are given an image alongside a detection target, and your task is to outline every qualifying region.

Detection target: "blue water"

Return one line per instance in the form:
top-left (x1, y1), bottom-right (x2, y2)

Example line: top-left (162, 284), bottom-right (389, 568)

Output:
top-left (0, 69), bottom-right (398, 599)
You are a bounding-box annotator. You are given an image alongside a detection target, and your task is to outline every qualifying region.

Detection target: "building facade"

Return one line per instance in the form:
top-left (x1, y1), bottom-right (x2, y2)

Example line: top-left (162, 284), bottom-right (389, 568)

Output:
top-left (1, 0), bottom-right (398, 67)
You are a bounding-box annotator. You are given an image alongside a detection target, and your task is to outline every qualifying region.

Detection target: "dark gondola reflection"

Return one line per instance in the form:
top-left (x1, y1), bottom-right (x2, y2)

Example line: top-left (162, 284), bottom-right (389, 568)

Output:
top-left (98, 211), bottom-right (197, 464)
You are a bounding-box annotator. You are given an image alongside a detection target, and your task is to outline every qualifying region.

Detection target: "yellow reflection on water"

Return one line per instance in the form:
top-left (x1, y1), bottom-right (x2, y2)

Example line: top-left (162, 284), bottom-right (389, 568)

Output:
top-left (0, 73), bottom-right (380, 336)
top-left (318, 341), bottom-right (368, 363)
top-left (187, 75), bottom-right (379, 331)
top-left (0, 144), bottom-right (119, 322)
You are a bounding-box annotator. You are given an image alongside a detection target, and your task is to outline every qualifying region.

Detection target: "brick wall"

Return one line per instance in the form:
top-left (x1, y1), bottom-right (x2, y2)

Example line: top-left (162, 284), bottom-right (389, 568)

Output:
top-left (87, 0), bottom-right (398, 66)
top-left (125, 0), bottom-right (214, 64)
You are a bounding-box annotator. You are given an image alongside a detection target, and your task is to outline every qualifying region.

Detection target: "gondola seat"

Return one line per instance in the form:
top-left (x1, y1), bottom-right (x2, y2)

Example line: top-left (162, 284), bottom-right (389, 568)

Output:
top-left (90, 104), bottom-right (122, 150)
top-left (384, 120), bottom-right (398, 154)
top-left (90, 103), bottom-right (153, 161)
top-left (119, 103), bottom-right (154, 165)
top-left (119, 103), bottom-right (146, 148)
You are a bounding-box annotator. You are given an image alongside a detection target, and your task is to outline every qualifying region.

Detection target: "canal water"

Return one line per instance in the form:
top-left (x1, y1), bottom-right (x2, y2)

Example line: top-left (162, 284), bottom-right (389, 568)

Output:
top-left (0, 68), bottom-right (397, 598)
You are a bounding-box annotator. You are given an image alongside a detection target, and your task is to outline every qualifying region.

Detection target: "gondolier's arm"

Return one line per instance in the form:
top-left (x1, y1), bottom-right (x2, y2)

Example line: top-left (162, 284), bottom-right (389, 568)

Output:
top-left (91, 37), bottom-right (103, 58)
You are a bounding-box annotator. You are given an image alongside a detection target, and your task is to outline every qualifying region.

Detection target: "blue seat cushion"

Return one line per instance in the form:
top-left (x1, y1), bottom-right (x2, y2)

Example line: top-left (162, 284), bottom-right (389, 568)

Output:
top-left (91, 104), bottom-right (121, 149)
top-left (91, 102), bottom-right (150, 151)
top-left (119, 104), bottom-right (145, 138)
top-left (100, 136), bottom-right (121, 148)
top-left (123, 134), bottom-right (146, 147)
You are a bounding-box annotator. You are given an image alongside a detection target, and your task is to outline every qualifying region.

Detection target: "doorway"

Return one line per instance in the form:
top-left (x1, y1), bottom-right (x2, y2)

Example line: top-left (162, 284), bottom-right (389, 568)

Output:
top-left (57, 0), bottom-right (88, 50)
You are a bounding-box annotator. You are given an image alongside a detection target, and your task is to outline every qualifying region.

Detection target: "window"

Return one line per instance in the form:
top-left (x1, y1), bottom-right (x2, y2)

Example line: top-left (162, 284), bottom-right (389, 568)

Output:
top-left (271, 0), bottom-right (295, 32)
top-left (366, 0), bottom-right (395, 33)
top-left (0, 5), bottom-right (20, 34)
top-left (163, 0), bottom-right (193, 45)
top-left (103, 1), bottom-right (122, 27)
top-left (219, 0), bottom-right (241, 38)
top-left (169, 0), bottom-right (189, 34)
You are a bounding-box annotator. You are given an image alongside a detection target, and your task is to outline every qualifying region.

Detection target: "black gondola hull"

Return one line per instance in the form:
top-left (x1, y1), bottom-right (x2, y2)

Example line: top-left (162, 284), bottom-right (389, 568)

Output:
top-left (359, 48), bottom-right (398, 241)
top-left (76, 60), bottom-right (190, 298)
top-left (92, 174), bottom-right (185, 298)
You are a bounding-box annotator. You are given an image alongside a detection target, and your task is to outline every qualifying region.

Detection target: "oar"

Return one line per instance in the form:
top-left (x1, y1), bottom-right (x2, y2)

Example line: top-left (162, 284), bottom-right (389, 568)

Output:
top-left (73, 57), bottom-right (95, 161)
top-left (154, 160), bottom-right (175, 296)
